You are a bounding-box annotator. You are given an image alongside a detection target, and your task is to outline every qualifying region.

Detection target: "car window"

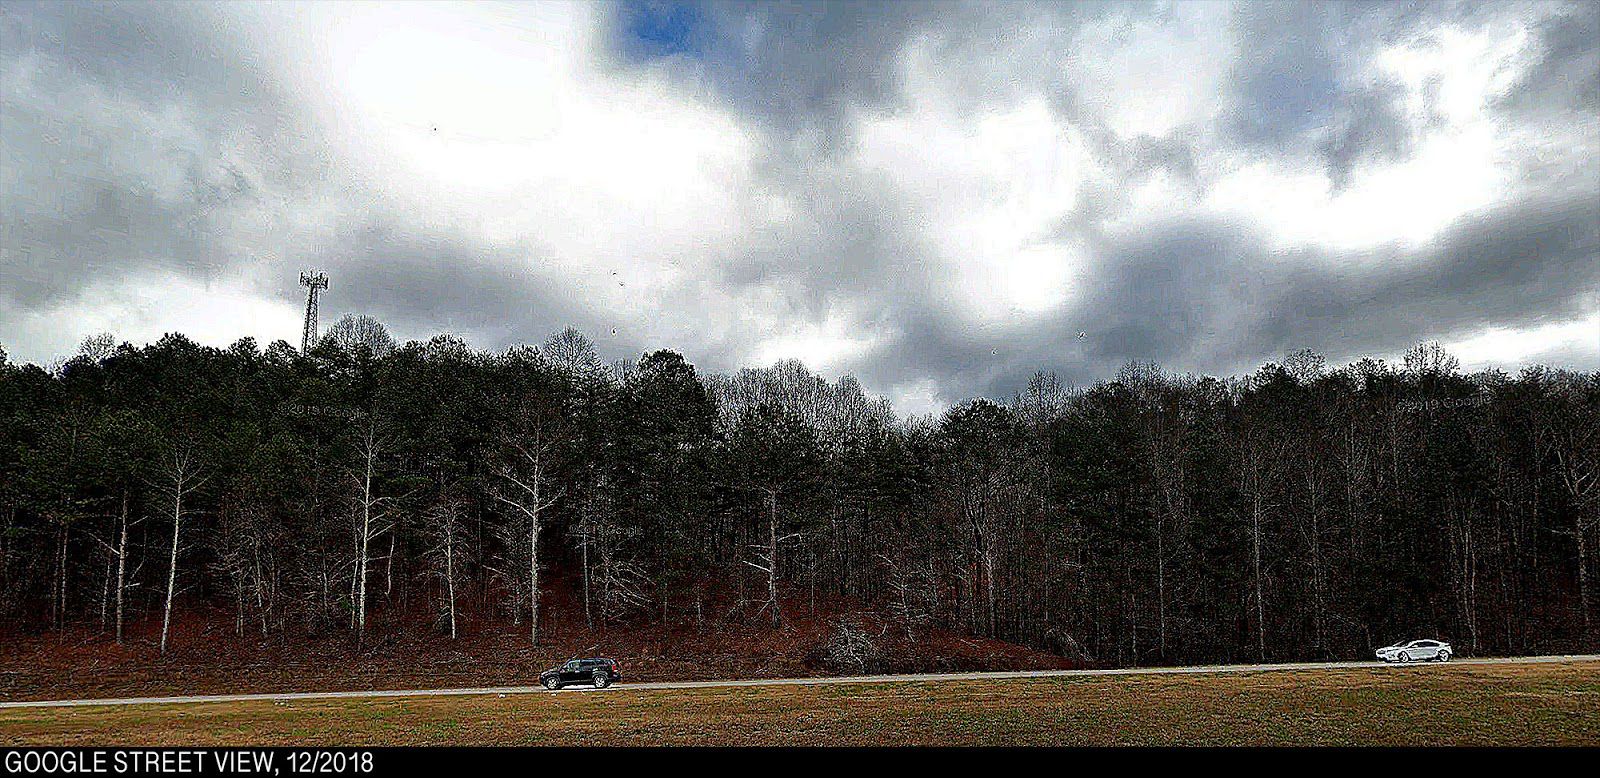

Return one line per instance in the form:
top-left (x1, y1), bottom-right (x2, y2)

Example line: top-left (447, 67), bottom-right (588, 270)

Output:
top-left (564, 661), bottom-right (579, 671)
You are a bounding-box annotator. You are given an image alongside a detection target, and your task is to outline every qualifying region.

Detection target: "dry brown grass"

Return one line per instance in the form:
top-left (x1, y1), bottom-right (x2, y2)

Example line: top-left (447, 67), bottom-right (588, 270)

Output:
top-left (3, 660), bottom-right (1597, 746)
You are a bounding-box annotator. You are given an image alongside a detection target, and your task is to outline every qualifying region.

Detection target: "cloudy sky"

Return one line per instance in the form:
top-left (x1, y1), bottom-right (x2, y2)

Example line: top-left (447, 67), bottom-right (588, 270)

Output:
top-left (2, 1), bottom-right (1596, 412)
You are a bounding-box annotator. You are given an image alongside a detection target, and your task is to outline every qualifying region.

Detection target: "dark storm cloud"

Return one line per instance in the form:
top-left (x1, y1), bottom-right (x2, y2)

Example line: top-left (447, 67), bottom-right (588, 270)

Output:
top-left (306, 222), bottom-right (630, 357)
top-left (0, 1), bottom-right (321, 311)
top-left (0, 1), bottom-right (282, 116)
top-left (1285, 194), bottom-right (1598, 340)
top-left (825, 175), bottom-right (1598, 404)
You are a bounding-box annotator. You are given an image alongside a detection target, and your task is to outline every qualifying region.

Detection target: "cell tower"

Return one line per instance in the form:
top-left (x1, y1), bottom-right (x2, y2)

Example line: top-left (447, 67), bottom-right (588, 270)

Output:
top-left (299, 271), bottom-right (329, 352)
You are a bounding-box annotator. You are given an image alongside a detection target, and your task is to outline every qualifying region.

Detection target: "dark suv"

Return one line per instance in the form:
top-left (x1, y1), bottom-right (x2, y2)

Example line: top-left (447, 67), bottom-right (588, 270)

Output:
top-left (540, 658), bottom-right (621, 690)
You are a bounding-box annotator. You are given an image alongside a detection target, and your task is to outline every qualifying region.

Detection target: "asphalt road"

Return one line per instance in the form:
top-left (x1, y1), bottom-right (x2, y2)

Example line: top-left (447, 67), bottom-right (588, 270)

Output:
top-left (3, 654), bottom-right (1595, 710)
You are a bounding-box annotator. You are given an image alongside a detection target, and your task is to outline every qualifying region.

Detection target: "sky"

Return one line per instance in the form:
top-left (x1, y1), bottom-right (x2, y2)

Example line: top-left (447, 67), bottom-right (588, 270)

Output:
top-left (2, 0), bottom-right (1596, 414)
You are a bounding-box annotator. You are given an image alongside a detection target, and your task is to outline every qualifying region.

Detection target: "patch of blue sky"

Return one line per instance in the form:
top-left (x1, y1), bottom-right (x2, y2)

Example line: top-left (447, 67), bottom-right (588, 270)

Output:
top-left (618, 0), bottom-right (714, 61)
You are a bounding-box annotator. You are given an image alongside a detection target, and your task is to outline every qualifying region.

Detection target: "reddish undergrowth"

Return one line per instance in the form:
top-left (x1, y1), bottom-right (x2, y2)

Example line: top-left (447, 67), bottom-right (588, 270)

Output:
top-left (0, 591), bottom-right (1071, 702)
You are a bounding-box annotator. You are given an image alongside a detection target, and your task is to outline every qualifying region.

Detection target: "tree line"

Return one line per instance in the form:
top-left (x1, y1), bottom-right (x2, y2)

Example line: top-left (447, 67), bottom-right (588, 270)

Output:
top-left (1, 319), bottom-right (1596, 665)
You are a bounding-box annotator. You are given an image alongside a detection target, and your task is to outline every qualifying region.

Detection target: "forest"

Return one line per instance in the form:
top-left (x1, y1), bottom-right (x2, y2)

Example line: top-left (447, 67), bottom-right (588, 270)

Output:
top-left (1, 316), bottom-right (1597, 667)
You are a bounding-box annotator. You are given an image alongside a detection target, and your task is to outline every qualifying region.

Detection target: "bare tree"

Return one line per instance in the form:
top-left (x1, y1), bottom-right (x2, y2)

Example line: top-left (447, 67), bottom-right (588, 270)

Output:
top-left (86, 490), bottom-right (142, 644)
top-left (155, 443), bottom-right (207, 654)
top-left (817, 616), bottom-right (883, 674)
top-left (540, 326), bottom-right (604, 382)
top-left (113, 492), bottom-right (134, 642)
top-left (348, 416), bottom-right (394, 644)
top-left (1538, 381), bottom-right (1600, 639)
top-left (594, 530), bottom-right (654, 621)
top-left (492, 422), bottom-right (565, 644)
top-left (323, 314), bottom-right (396, 357)
top-left (421, 491), bottom-right (468, 639)
top-left (1144, 403), bottom-right (1189, 661)
top-left (77, 333), bottom-right (118, 363)
top-left (879, 553), bottom-right (933, 641)
top-left (1403, 341), bottom-right (1460, 378)
top-left (742, 487), bottom-right (801, 627)
top-left (1236, 418), bottom-right (1287, 662)
top-left (210, 496), bottom-right (275, 638)
top-left (574, 478), bottom-right (615, 628)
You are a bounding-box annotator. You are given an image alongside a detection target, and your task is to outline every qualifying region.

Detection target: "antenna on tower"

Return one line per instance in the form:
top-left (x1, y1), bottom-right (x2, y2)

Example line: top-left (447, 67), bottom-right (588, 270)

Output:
top-left (299, 270), bottom-right (329, 353)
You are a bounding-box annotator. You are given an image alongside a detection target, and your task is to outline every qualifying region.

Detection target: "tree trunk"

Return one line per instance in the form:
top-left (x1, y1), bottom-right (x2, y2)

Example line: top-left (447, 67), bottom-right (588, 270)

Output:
top-left (115, 494), bottom-right (128, 645)
top-left (529, 449), bottom-right (542, 645)
top-left (1251, 490), bottom-right (1266, 662)
top-left (1307, 476), bottom-right (1326, 657)
top-left (983, 540), bottom-right (997, 639)
top-left (385, 532), bottom-right (395, 600)
top-left (100, 541), bottom-right (111, 630)
top-left (528, 512), bottom-right (540, 644)
top-left (1578, 520), bottom-right (1592, 639)
top-left (54, 526), bottom-right (67, 630)
top-left (767, 490), bottom-right (780, 628)
top-left (581, 516), bottom-right (591, 629)
top-left (252, 544), bottom-right (267, 637)
top-left (1155, 512), bottom-right (1167, 660)
top-left (351, 423), bottom-right (392, 645)
top-left (445, 525), bottom-right (458, 640)
top-left (161, 481), bottom-right (181, 655)
top-left (356, 459), bottom-right (373, 645)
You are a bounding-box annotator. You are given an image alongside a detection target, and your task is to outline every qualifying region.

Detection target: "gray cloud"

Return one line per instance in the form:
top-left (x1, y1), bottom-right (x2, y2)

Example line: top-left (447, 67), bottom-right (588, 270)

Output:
top-left (308, 222), bottom-right (635, 358)
top-left (1223, 2), bottom-right (1451, 191)
top-left (1317, 80), bottom-right (1415, 193)
top-left (2, 1), bottom-right (1596, 411)
top-left (1227, 2), bottom-right (1347, 149)
top-left (1495, 1), bottom-right (1599, 119)
top-left (672, 0), bottom-right (946, 150)
top-left (830, 184), bottom-right (1600, 403)
top-left (0, 1), bottom-right (326, 312)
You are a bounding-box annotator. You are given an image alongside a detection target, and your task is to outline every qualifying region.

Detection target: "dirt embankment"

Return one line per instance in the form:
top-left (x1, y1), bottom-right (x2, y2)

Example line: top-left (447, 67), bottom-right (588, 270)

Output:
top-left (0, 603), bottom-right (1071, 702)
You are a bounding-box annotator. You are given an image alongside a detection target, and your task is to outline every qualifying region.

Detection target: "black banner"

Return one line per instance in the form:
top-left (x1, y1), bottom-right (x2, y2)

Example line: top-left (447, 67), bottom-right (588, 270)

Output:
top-left (0, 745), bottom-right (1557, 773)
top-left (3, 750), bottom-right (377, 777)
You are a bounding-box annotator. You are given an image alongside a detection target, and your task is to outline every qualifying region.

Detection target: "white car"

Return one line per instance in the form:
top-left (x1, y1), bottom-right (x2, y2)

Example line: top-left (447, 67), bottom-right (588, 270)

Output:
top-left (1376, 639), bottom-right (1452, 663)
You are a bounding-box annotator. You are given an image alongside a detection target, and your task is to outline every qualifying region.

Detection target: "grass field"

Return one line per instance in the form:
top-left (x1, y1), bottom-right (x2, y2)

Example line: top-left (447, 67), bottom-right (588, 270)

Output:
top-left (3, 660), bottom-right (1597, 746)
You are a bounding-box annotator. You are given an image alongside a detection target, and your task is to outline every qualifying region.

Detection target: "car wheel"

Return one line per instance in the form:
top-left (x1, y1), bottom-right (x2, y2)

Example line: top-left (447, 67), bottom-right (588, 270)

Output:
top-left (1398, 651), bottom-right (1411, 663)
top-left (1437, 650), bottom-right (1450, 662)
top-left (544, 677), bottom-right (561, 691)
top-left (592, 671), bottom-right (611, 689)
